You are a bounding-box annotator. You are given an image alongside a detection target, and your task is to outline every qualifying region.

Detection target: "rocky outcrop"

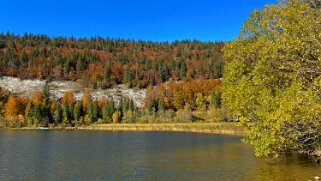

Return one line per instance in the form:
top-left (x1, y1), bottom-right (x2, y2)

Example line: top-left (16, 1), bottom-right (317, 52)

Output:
top-left (0, 76), bottom-right (146, 107)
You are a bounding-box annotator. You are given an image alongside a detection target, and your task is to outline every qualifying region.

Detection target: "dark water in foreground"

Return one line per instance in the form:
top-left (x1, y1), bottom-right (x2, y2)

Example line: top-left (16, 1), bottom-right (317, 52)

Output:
top-left (0, 130), bottom-right (319, 181)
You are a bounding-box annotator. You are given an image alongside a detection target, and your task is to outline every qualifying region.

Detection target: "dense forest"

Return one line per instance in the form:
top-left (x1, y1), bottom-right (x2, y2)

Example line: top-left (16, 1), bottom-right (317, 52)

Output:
top-left (0, 33), bottom-right (224, 88)
top-left (0, 84), bottom-right (138, 127)
top-left (0, 79), bottom-right (222, 127)
top-left (0, 33), bottom-right (225, 127)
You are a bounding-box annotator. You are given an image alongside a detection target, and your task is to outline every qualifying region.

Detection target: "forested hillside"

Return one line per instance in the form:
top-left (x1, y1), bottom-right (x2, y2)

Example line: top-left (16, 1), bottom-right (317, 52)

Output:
top-left (0, 33), bottom-right (224, 88)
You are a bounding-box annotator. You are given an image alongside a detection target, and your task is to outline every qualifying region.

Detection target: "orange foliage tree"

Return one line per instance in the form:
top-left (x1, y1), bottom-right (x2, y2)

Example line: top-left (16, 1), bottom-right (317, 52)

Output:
top-left (5, 96), bottom-right (20, 119)
top-left (81, 91), bottom-right (92, 113)
top-left (145, 79), bottom-right (221, 111)
top-left (31, 91), bottom-right (45, 105)
top-left (61, 92), bottom-right (75, 106)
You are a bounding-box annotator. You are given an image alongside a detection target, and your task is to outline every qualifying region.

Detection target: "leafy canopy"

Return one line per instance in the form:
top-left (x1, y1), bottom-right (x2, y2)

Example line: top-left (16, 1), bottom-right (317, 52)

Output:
top-left (222, 0), bottom-right (321, 157)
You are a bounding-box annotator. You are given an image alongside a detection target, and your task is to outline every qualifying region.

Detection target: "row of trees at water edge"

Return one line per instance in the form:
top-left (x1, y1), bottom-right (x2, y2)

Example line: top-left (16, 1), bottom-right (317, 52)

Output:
top-left (0, 33), bottom-right (224, 88)
top-left (0, 79), bottom-right (225, 127)
top-left (222, 0), bottom-right (321, 157)
top-left (1, 84), bottom-right (137, 127)
top-left (145, 79), bottom-right (221, 112)
top-left (143, 79), bottom-right (223, 123)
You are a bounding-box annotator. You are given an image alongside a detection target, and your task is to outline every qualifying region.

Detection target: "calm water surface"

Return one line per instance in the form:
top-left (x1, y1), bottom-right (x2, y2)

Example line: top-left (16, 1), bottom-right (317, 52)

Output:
top-left (0, 130), bottom-right (320, 181)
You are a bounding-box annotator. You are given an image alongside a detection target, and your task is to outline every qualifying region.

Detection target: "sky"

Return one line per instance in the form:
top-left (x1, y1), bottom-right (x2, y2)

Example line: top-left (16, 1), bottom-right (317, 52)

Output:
top-left (1, 0), bottom-right (277, 42)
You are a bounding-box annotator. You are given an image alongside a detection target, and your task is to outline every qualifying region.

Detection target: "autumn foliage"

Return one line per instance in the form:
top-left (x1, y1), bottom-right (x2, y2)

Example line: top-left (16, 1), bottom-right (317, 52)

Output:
top-left (61, 92), bottom-right (75, 106)
top-left (144, 79), bottom-right (221, 111)
top-left (4, 96), bottom-right (20, 118)
top-left (0, 33), bottom-right (224, 89)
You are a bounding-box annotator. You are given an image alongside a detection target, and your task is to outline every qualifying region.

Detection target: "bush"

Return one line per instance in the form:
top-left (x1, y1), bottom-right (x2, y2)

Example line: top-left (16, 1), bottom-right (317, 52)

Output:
top-left (174, 108), bottom-right (196, 123)
top-left (157, 109), bottom-right (176, 123)
top-left (122, 110), bottom-right (139, 123)
top-left (112, 111), bottom-right (120, 123)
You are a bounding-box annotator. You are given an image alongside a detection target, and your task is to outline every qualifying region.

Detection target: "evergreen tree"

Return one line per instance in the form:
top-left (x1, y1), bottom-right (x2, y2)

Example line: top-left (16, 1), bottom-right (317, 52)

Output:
top-left (87, 100), bottom-right (98, 124)
top-left (123, 69), bottom-right (133, 88)
top-left (19, 49), bottom-right (28, 67)
top-left (118, 96), bottom-right (125, 120)
top-left (32, 104), bottom-right (42, 126)
top-left (178, 60), bottom-right (186, 79)
top-left (62, 105), bottom-right (73, 126)
top-left (53, 103), bottom-right (62, 124)
top-left (64, 60), bottom-right (70, 78)
top-left (103, 97), bottom-right (115, 122)
top-left (103, 62), bottom-right (112, 82)
top-left (42, 81), bottom-right (50, 105)
top-left (93, 100), bottom-right (99, 122)
top-left (102, 102), bottom-right (111, 123)
top-left (25, 102), bottom-right (34, 125)
top-left (76, 59), bottom-right (84, 75)
top-left (73, 101), bottom-right (83, 124)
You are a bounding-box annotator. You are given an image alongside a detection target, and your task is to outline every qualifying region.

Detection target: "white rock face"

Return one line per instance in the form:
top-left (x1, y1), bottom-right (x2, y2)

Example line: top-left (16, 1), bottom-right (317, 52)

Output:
top-left (0, 76), bottom-right (146, 108)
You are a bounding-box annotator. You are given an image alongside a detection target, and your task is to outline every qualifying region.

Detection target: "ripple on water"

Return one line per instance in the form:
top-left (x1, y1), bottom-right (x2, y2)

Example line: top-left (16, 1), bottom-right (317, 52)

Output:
top-left (0, 130), bottom-right (319, 180)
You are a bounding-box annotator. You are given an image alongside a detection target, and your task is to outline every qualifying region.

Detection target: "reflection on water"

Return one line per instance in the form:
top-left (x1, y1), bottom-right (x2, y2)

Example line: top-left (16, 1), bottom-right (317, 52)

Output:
top-left (0, 130), bottom-right (319, 180)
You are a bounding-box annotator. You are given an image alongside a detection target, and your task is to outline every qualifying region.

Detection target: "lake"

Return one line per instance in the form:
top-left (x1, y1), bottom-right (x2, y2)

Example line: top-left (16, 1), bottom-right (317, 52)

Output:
top-left (0, 130), bottom-right (319, 180)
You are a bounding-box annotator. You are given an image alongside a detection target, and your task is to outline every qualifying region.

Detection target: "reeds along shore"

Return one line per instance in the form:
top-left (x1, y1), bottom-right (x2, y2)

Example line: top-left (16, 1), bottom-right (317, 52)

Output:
top-left (7, 123), bottom-right (243, 136)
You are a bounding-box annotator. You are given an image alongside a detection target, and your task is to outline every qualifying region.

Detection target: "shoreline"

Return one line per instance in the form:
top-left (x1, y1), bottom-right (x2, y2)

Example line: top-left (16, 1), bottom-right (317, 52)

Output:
top-left (3, 123), bottom-right (244, 136)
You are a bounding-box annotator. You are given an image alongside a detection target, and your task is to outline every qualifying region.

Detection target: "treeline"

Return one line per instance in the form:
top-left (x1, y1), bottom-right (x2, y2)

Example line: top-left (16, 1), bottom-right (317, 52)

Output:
top-left (145, 79), bottom-right (221, 112)
top-left (0, 84), bottom-right (137, 127)
top-left (0, 33), bottom-right (224, 88)
top-left (143, 79), bottom-right (223, 123)
top-left (0, 79), bottom-right (224, 127)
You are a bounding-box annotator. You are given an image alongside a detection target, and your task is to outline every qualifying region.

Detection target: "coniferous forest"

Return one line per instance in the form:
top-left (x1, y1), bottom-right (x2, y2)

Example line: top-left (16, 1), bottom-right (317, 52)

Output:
top-left (0, 33), bottom-right (224, 88)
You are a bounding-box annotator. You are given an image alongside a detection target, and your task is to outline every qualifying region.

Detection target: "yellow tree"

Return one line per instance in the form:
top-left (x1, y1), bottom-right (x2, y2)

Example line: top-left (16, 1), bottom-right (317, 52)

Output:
top-left (222, 0), bottom-right (321, 157)
top-left (5, 96), bottom-right (19, 119)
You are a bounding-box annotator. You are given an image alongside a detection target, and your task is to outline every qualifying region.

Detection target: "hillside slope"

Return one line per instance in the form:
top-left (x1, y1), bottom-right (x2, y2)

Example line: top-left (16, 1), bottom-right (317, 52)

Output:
top-left (0, 33), bottom-right (224, 89)
top-left (0, 76), bottom-right (146, 107)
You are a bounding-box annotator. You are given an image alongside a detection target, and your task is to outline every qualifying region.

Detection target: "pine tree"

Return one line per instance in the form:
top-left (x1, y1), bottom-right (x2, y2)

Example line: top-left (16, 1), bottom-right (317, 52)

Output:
top-left (42, 81), bottom-right (50, 104)
top-left (53, 103), bottom-right (62, 124)
top-left (87, 101), bottom-right (94, 124)
top-left (87, 100), bottom-right (98, 124)
top-left (102, 102), bottom-right (111, 123)
top-left (118, 96), bottom-right (125, 120)
top-left (76, 59), bottom-right (84, 75)
top-left (25, 101), bottom-right (34, 125)
top-left (93, 100), bottom-right (99, 122)
top-left (19, 49), bottom-right (28, 67)
top-left (62, 105), bottom-right (71, 126)
top-left (129, 98), bottom-right (135, 111)
top-left (32, 104), bottom-right (42, 126)
top-left (73, 101), bottom-right (83, 124)
top-left (64, 60), bottom-right (70, 78)
top-left (179, 60), bottom-right (186, 79)
top-left (123, 69), bottom-right (133, 88)
top-left (102, 97), bottom-right (115, 122)
top-left (103, 62), bottom-right (112, 82)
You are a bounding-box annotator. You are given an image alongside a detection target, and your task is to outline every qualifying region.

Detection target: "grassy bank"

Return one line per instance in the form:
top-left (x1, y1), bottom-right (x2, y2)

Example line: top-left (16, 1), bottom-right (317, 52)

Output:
top-left (79, 123), bottom-right (243, 135)
top-left (1, 121), bottom-right (243, 136)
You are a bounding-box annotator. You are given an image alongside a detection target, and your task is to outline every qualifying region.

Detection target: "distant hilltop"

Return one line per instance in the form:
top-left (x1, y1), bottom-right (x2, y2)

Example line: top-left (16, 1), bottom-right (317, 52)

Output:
top-left (0, 33), bottom-right (224, 90)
